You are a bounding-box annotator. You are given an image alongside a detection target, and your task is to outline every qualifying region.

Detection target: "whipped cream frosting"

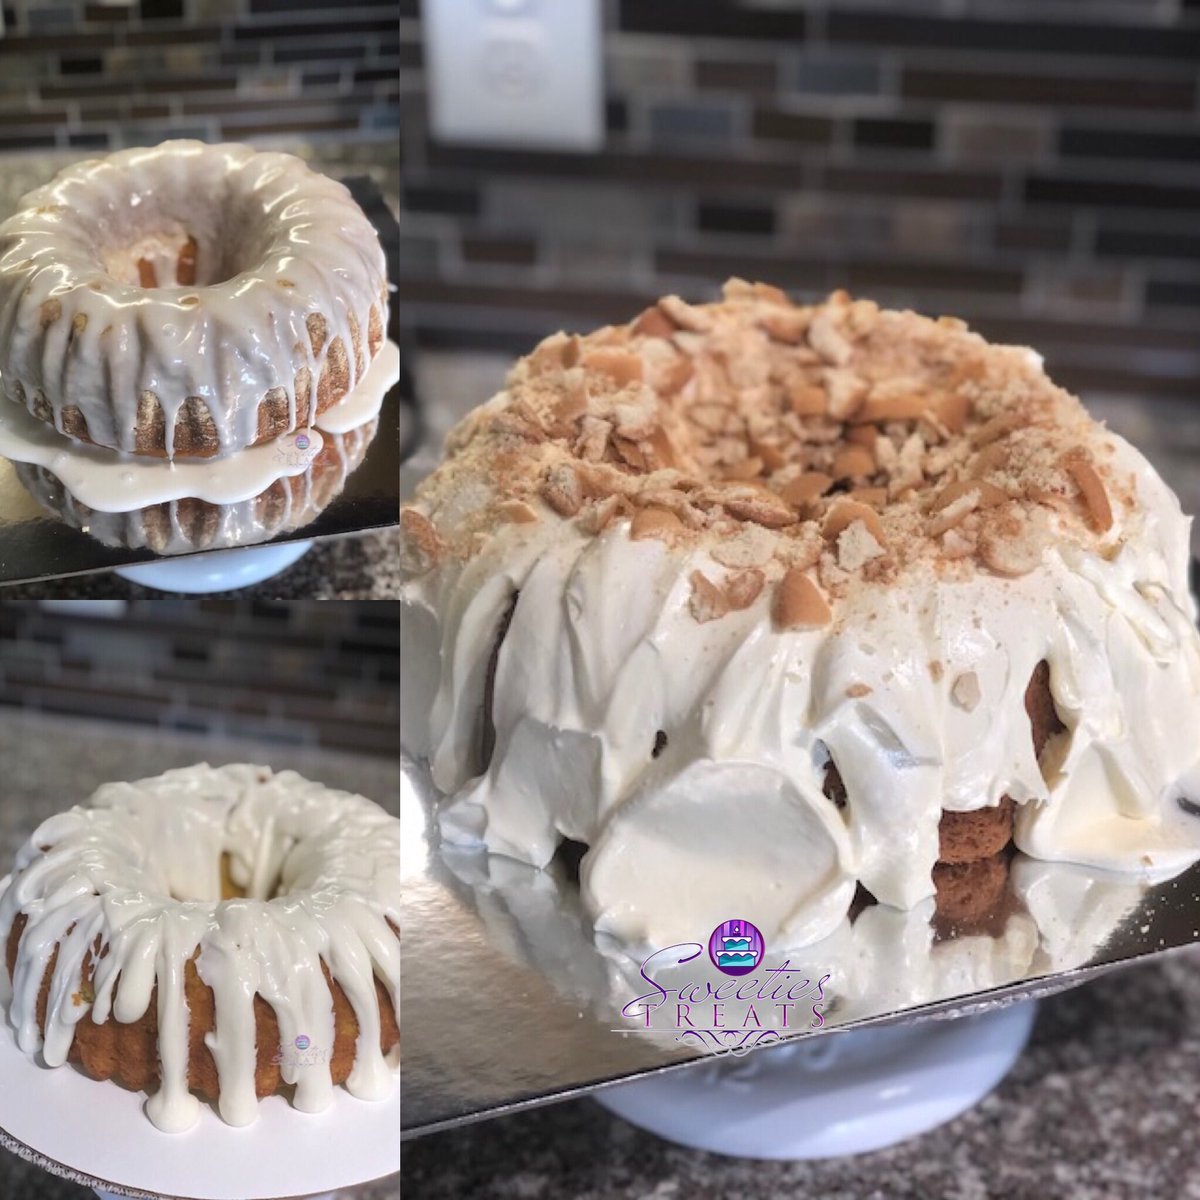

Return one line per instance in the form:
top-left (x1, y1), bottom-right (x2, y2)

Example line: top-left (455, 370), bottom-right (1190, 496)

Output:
top-left (401, 290), bottom-right (1200, 953)
top-left (0, 141), bottom-right (388, 456)
top-left (0, 764), bottom-right (401, 1132)
top-left (429, 781), bottom-right (1151, 1033)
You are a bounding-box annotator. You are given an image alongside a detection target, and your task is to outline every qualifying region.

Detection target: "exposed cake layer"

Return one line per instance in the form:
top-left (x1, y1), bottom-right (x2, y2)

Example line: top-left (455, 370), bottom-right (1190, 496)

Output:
top-left (400, 284), bottom-right (1200, 952)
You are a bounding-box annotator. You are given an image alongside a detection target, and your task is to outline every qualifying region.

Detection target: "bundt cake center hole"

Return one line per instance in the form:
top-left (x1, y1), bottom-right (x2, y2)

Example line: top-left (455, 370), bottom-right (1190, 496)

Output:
top-left (101, 223), bottom-right (228, 290)
top-left (167, 852), bottom-right (286, 904)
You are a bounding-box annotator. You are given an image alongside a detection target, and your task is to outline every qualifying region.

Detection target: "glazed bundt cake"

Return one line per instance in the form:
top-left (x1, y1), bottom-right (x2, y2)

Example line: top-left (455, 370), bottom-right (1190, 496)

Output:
top-left (0, 140), bottom-right (388, 458)
top-left (400, 280), bottom-right (1200, 951)
top-left (0, 765), bottom-right (400, 1132)
top-left (16, 418), bottom-right (378, 555)
top-left (3, 327), bottom-right (399, 553)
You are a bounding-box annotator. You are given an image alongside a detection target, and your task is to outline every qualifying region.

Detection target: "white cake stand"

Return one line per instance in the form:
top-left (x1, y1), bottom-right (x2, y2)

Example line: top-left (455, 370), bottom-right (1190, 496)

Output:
top-left (0, 1010), bottom-right (400, 1200)
top-left (594, 1000), bottom-right (1036, 1159)
top-left (112, 540), bottom-right (313, 594)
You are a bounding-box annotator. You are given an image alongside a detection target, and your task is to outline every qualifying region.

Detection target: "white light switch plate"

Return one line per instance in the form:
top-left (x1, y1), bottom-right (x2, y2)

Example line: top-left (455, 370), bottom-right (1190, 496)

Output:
top-left (424, 0), bottom-right (604, 151)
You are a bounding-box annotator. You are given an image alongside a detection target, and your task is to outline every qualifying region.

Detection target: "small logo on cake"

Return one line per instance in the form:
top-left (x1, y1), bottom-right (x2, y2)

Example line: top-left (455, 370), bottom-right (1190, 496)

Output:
top-left (270, 1033), bottom-right (329, 1068)
top-left (274, 429), bottom-right (320, 468)
top-left (707, 918), bottom-right (764, 977)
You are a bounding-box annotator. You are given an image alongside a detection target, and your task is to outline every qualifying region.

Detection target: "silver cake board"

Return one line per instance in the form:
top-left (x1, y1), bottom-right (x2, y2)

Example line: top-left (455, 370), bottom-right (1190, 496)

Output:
top-left (401, 749), bottom-right (1200, 1139)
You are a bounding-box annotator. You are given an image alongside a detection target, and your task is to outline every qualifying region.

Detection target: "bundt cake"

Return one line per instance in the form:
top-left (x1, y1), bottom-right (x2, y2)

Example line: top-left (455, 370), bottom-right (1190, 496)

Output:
top-left (1, 330), bottom-right (399, 553)
top-left (400, 280), bottom-right (1200, 952)
top-left (16, 419), bottom-right (378, 554)
top-left (0, 140), bottom-right (389, 458)
top-left (0, 765), bottom-right (401, 1132)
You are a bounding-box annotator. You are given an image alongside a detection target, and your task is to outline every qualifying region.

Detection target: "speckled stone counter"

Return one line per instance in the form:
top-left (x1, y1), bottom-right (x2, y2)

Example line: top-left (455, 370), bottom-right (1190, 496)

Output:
top-left (0, 144), bottom-right (401, 601)
top-left (0, 711), bottom-right (400, 1200)
top-left (0, 528), bottom-right (404, 599)
top-left (402, 948), bottom-right (1200, 1199)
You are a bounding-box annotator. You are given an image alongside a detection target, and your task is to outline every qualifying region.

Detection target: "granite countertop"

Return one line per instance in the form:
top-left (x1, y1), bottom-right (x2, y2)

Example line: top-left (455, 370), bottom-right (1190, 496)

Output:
top-left (0, 528), bottom-right (404, 599)
top-left (402, 949), bottom-right (1200, 1198)
top-left (0, 711), bottom-right (400, 1200)
top-left (0, 143), bottom-right (401, 601)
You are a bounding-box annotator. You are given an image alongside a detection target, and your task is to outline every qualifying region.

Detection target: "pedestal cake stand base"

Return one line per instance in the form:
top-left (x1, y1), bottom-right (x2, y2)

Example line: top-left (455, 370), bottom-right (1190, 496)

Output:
top-left (113, 540), bottom-right (312, 593)
top-left (594, 1000), bottom-right (1037, 1160)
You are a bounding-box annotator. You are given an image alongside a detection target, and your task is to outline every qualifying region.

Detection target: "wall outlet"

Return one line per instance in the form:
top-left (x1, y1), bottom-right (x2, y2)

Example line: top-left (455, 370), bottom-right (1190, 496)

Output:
top-left (424, 0), bottom-right (604, 151)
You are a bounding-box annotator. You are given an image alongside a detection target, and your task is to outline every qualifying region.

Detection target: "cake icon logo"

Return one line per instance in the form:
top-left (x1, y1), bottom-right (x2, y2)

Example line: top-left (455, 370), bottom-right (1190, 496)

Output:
top-left (272, 1032), bottom-right (329, 1067)
top-left (275, 429), bottom-right (319, 467)
top-left (707, 918), bottom-right (764, 977)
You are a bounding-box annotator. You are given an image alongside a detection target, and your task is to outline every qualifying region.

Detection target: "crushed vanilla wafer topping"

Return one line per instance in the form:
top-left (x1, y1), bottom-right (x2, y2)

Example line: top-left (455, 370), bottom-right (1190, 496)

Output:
top-left (403, 282), bottom-right (1134, 622)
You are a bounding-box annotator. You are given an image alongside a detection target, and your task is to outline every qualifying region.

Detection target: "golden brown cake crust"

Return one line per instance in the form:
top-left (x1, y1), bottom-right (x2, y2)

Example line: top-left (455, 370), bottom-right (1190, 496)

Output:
top-left (16, 418), bottom-right (378, 554)
top-left (932, 850), bottom-right (1014, 937)
top-left (6, 911), bottom-right (400, 1109)
top-left (26, 289), bottom-right (388, 460)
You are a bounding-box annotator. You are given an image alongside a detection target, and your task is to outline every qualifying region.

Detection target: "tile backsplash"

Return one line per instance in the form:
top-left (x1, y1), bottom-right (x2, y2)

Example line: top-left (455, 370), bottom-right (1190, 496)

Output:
top-left (0, 0), bottom-right (400, 149)
top-left (398, 0), bottom-right (1200, 407)
top-left (0, 600), bottom-right (399, 755)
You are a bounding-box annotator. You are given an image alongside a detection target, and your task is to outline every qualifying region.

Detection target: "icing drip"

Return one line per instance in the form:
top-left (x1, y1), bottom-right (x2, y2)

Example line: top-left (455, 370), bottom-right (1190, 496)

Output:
top-left (4, 405), bottom-right (328, 508)
top-left (314, 339), bottom-right (399, 435)
top-left (0, 764), bottom-right (401, 1132)
top-left (15, 417), bottom-right (375, 554)
top-left (0, 339), bottom-right (399, 512)
top-left (0, 141), bottom-right (388, 456)
top-left (4, 339), bottom-right (396, 552)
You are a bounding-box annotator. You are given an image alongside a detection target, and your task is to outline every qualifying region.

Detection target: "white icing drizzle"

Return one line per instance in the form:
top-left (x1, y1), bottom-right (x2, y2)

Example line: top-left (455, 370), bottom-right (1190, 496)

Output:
top-left (313, 339), bottom-right (399, 434)
top-left (0, 141), bottom-right (388, 456)
top-left (3, 401), bottom-right (326, 509)
top-left (0, 339), bottom-right (399, 512)
top-left (0, 764), bottom-right (401, 1132)
top-left (15, 420), bottom-right (374, 554)
top-left (402, 428), bottom-right (1200, 952)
